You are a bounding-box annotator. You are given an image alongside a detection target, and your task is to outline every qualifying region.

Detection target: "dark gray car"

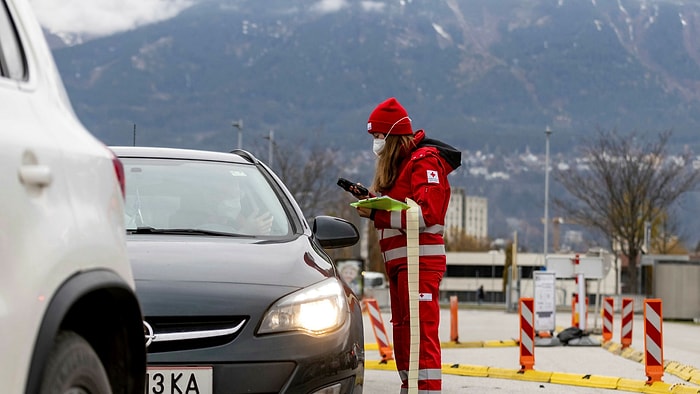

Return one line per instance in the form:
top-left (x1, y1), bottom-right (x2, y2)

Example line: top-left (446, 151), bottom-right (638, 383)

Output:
top-left (112, 146), bottom-right (364, 394)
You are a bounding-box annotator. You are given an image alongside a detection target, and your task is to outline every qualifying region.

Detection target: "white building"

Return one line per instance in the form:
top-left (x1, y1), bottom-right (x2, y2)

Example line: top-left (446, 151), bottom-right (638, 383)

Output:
top-left (446, 188), bottom-right (488, 239)
top-left (445, 188), bottom-right (464, 234)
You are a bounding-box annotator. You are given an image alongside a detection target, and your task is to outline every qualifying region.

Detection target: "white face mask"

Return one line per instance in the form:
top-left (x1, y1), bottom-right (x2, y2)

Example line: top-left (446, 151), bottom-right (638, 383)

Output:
top-left (372, 139), bottom-right (385, 156)
top-left (370, 115), bottom-right (409, 156)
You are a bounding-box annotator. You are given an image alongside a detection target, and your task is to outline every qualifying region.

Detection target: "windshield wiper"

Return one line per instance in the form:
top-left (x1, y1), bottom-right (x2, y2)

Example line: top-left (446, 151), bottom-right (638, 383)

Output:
top-left (127, 226), bottom-right (254, 237)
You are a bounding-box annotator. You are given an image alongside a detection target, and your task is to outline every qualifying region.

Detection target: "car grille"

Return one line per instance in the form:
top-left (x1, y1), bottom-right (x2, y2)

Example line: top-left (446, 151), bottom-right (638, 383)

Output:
top-left (144, 315), bottom-right (247, 353)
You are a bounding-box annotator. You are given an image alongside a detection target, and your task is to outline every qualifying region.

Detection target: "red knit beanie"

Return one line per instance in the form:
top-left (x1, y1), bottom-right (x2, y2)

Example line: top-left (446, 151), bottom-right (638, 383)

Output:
top-left (367, 97), bottom-right (413, 135)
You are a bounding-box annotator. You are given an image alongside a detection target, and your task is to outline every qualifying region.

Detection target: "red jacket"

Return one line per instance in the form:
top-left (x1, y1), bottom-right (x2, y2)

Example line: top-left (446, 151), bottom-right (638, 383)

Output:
top-left (372, 130), bottom-right (461, 277)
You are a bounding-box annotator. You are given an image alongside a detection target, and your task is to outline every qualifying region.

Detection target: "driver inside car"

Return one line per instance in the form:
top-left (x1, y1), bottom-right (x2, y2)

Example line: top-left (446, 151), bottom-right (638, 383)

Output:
top-left (170, 179), bottom-right (273, 235)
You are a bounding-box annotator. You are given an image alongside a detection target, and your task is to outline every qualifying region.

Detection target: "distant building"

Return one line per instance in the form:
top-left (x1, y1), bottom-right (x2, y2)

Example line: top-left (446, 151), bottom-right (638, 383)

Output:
top-left (446, 188), bottom-right (488, 239)
top-left (466, 195), bottom-right (488, 239)
top-left (445, 188), bottom-right (464, 234)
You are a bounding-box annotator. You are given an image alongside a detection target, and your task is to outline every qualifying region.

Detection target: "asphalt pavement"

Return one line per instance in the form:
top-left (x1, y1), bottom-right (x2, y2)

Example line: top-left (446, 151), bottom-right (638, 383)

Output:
top-left (362, 306), bottom-right (700, 393)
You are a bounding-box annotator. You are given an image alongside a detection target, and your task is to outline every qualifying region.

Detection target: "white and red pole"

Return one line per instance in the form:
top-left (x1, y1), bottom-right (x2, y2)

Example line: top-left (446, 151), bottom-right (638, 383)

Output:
top-left (572, 254), bottom-right (587, 330)
top-left (602, 297), bottom-right (614, 342)
top-left (621, 297), bottom-right (634, 349)
top-left (363, 298), bottom-right (394, 363)
top-left (644, 299), bottom-right (664, 384)
top-left (519, 297), bottom-right (535, 371)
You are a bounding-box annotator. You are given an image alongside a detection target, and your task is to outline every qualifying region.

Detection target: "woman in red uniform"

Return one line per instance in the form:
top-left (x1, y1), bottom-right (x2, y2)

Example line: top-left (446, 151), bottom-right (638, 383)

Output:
top-left (356, 97), bottom-right (461, 393)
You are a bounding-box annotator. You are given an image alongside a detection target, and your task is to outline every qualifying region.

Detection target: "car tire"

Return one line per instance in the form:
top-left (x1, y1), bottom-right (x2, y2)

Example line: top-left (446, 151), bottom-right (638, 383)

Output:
top-left (40, 331), bottom-right (112, 394)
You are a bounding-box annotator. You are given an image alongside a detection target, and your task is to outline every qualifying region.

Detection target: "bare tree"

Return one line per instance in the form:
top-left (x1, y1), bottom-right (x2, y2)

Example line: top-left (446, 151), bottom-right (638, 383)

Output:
top-left (650, 208), bottom-right (688, 255)
top-left (268, 140), bottom-right (341, 218)
top-left (553, 129), bottom-right (699, 294)
top-left (445, 227), bottom-right (491, 251)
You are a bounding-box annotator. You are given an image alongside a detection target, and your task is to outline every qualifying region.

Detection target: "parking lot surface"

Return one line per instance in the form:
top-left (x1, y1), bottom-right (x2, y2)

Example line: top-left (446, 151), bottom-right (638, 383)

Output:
top-left (363, 307), bottom-right (700, 393)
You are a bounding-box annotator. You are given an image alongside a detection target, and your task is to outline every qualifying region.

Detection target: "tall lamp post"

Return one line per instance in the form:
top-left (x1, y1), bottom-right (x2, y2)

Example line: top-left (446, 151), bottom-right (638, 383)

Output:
top-left (543, 126), bottom-right (552, 264)
top-left (263, 130), bottom-right (274, 168)
top-left (232, 119), bottom-right (243, 150)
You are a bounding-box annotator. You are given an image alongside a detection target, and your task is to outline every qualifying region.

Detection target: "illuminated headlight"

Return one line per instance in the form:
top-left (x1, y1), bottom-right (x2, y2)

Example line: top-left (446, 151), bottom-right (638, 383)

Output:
top-left (258, 278), bottom-right (347, 335)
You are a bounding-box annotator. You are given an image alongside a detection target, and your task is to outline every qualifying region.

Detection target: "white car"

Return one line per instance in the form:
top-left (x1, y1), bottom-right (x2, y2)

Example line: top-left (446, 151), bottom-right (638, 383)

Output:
top-left (0, 0), bottom-right (146, 393)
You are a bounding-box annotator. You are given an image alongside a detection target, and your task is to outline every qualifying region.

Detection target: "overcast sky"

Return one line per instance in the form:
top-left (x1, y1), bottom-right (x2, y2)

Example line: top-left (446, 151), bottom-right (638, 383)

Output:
top-left (29, 0), bottom-right (195, 38)
top-left (27, 0), bottom-right (383, 40)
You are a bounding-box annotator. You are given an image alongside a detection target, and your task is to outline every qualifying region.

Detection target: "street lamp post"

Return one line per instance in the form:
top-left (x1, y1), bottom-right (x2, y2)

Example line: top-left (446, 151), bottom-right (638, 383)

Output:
top-left (263, 130), bottom-right (274, 168)
top-left (232, 119), bottom-right (243, 150)
top-left (544, 126), bottom-right (552, 264)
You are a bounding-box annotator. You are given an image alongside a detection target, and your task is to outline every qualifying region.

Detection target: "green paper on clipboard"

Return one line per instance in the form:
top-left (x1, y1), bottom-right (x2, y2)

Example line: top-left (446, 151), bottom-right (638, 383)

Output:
top-left (350, 196), bottom-right (410, 211)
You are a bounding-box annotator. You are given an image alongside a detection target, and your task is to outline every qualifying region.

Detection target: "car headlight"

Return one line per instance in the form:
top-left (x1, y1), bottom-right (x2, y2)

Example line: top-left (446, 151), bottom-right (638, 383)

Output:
top-left (258, 278), bottom-right (348, 335)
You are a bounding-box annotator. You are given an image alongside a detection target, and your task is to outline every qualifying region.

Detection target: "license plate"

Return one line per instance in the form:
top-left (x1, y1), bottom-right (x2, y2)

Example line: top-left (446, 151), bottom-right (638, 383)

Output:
top-left (146, 366), bottom-right (213, 394)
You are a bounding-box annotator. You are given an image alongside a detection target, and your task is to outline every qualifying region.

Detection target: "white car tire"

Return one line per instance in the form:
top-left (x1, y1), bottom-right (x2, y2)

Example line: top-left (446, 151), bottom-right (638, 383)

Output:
top-left (40, 331), bottom-right (112, 394)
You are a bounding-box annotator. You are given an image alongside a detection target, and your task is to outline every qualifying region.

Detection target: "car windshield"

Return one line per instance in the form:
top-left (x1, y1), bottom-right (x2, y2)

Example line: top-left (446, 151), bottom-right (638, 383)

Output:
top-left (121, 157), bottom-right (291, 237)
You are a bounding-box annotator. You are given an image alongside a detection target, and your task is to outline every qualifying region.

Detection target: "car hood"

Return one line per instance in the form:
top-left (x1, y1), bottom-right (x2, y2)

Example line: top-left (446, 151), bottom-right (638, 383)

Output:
top-left (128, 234), bottom-right (333, 288)
top-left (128, 234), bottom-right (344, 331)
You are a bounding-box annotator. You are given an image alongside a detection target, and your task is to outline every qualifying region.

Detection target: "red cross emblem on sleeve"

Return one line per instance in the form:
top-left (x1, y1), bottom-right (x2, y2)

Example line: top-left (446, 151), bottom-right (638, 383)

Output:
top-left (427, 170), bottom-right (439, 184)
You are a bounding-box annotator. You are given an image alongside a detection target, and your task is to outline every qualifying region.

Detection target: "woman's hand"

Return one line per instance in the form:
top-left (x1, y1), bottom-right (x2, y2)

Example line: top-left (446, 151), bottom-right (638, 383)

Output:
top-left (348, 183), bottom-right (371, 199)
top-left (356, 206), bottom-right (373, 219)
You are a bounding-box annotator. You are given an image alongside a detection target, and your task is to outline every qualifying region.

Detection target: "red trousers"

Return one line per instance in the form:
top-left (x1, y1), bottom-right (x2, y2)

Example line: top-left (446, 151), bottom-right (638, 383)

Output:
top-left (389, 269), bottom-right (443, 393)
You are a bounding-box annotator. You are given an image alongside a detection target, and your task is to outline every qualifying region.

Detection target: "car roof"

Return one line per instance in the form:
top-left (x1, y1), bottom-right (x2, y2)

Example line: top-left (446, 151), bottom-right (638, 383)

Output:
top-left (110, 146), bottom-right (255, 165)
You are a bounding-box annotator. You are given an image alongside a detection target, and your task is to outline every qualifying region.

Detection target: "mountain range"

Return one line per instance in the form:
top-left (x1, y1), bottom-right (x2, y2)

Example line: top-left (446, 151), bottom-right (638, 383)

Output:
top-left (46, 0), bottom-right (700, 250)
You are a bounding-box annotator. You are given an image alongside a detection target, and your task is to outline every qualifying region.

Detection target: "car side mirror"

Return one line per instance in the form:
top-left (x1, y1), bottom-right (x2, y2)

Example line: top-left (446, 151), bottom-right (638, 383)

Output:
top-left (312, 215), bottom-right (359, 249)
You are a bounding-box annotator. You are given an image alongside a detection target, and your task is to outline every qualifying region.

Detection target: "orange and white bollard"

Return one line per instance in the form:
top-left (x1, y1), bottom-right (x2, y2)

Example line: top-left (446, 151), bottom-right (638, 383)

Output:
top-left (644, 299), bottom-right (664, 384)
top-left (363, 298), bottom-right (394, 363)
top-left (571, 293), bottom-right (589, 328)
top-left (602, 297), bottom-right (614, 343)
top-left (450, 295), bottom-right (459, 343)
top-left (519, 297), bottom-right (535, 371)
top-left (621, 297), bottom-right (634, 349)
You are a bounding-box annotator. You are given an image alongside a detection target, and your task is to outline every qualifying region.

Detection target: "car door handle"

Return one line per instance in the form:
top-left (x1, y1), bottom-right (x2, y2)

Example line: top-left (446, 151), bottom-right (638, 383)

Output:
top-left (19, 164), bottom-right (52, 187)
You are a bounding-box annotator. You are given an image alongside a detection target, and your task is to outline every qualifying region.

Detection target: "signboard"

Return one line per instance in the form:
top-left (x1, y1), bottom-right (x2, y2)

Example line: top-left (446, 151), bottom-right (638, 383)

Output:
top-left (545, 257), bottom-right (574, 278)
top-left (533, 271), bottom-right (556, 332)
top-left (337, 260), bottom-right (362, 296)
top-left (546, 256), bottom-right (605, 279)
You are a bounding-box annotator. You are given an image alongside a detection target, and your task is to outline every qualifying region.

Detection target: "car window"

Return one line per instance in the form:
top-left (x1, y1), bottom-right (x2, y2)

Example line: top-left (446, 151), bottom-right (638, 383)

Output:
top-left (0, 0), bottom-right (27, 80)
top-left (121, 157), bottom-right (291, 237)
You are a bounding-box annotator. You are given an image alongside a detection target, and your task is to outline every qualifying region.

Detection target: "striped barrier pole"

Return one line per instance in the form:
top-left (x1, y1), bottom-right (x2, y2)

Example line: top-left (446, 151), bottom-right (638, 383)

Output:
top-left (602, 297), bottom-right (614, 343)
top-left (621, 297), bottom-right (634, 349)
top-left (363, 298), bottom-right (394, 363)
top-left (450, 295), bottom-right (459, 343)
top-left (519, 297), bottom-right (535, 371)
top-left (571, 293), bottom-right (589, 328)
top-left (644, 299), bottom-right (664, 384)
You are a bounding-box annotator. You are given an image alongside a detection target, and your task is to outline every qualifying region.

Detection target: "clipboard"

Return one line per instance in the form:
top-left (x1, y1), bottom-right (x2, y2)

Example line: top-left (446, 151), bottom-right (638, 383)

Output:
top-left (350, 196), bottom-right (410, 211)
